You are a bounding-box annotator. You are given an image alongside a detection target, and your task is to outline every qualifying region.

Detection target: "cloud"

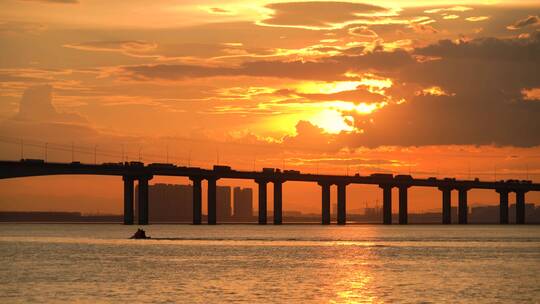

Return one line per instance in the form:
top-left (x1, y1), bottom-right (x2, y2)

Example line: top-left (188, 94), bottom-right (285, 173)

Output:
top-left (260, 1), bottom-right (388, 29)
top-left (0, 85), bottom-right (103, 146)
top-left (348, 26), bottom-right (378, 38)
top-left (247, 33), bottom-right (540, 148)
top-left (63, 40), bottom-right (159, 59)
top-left (424, 6), bottom-right (472, 14)
top-left (465, 16), bottom-right (490, 22)
top-left (63, 41), bottom-right (157, 53)
top-left (442, 15), bottom-right (460, 20)
top-left (522, 88), bottom-right (540, 101)
top-left (13, 85), bottom-right (87, 124)
top-left (208, 7), bottom-right (231, 14)
top-left (0, 21), bottom-right (47, 34)
top-left (409, 23), bottom-right (438, 34)
top-left (507, 15), bottom-right (540, 30)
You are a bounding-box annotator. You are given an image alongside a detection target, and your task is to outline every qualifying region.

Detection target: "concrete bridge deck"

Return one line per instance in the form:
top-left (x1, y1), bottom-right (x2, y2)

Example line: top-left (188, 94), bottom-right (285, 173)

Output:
top-left (1, 160), bottom-right (538, 225)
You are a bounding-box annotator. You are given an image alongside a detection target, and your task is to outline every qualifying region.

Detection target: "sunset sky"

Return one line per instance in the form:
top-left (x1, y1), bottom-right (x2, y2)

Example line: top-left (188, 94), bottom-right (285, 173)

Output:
top-left (0, 0), bottom-right (539, 215)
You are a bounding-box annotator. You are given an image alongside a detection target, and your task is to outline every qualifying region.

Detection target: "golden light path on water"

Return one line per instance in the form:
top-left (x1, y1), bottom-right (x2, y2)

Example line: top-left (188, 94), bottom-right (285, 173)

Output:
top-left (333, 266), bottom-right (375, 304)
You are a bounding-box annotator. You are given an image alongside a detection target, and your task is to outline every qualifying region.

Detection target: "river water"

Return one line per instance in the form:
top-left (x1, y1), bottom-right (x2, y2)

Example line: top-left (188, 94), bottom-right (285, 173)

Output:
top-left (0, 224), bottom-right (539, 303)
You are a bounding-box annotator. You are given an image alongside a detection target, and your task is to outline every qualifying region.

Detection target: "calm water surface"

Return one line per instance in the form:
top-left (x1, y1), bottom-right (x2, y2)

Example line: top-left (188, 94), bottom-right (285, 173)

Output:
top-left (1, 224), bottom-right (539, 303)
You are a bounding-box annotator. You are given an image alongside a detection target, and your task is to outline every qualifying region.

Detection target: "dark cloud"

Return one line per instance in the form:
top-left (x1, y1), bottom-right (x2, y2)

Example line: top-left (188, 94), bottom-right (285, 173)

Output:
top-left (348, 91), bottom-right (540, 147)
top-left (415, 34), bottom-right (540, 62)
top-left (507, 15), bottom-right (540, 30)
top-left (122, 48), bottom-right (415, 81)
top-left (262, 2), bottom-right (387, 28)
top-left (350, 34), bottom-right (540, 147)
top-left (411, 33), bottom-right (540, 92)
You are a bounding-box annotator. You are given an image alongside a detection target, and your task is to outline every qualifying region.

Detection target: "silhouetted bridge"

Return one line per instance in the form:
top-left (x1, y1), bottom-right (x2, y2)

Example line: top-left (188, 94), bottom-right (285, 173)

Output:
top-left (1, 160), bottom-right (538, 225)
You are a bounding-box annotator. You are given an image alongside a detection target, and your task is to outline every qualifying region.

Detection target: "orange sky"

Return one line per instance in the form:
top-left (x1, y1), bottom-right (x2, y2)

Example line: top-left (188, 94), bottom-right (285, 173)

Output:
top-left (0, 0), bottom-right (539, 215)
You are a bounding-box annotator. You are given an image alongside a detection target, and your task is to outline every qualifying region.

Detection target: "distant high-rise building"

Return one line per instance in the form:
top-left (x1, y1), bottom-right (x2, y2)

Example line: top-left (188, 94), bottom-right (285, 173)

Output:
top-left (509, 203), bottom-right (536, 223)
top-left (217, 186), bottom-right (231, 221)
top-left (135, 183), bottom-right (233, 222)
top-left (135, 183), bottom-right (192, 222)
top-left (233, 187), bottom-right (253, 220)
top-left (451, 206), bottom-right (458, 224)
top-left (470, 205), bottom-right (498, 223)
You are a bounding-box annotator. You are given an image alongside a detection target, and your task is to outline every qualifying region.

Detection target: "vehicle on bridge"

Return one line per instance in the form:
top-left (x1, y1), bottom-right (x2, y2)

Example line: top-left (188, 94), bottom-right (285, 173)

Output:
top-left (262, 168), bottom-right (275, 173)
top-left (213, 165), bottom-right (231, 172)
top-left (148, 163), bottom-right (176, 168)
top-left (395, 174), bottom-right (413, 180)
top-left (370, 173), bottom-right (393, 179)
top-left (127, 161), bottom-right (144, 167)
top-left (20, 159), bottom-right (44, 164)
top-left (102, 162), bottom-right (123, 166)
top-left (284, 170), bottom-right (300, 174)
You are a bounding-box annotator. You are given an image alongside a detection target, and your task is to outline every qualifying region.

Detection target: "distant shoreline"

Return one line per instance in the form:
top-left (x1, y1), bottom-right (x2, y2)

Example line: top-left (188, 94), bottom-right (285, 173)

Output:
top-left (1, 221), bottom-right (539, 225)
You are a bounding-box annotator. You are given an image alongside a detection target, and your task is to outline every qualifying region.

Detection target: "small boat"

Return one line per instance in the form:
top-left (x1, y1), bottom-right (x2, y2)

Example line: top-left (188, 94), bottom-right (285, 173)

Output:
top-left (130, 228), bottom-right (151, 239)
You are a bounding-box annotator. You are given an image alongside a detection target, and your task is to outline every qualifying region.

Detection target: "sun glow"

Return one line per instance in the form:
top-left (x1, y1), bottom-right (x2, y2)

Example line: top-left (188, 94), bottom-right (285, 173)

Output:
top-left (309, 109), bottom-right (355, 133)
top-left (294, 76), bottom-right (393, 96)
top-left (295, 81), bottom-right (362, 94)
top-left (258, 99), bottom-right (387, 135)
top-left (344, 72), bottom-right (393, 94)
top-left (309, 101), bottom-right (386, 133)
top-left (416, 86), bottom-right (454, 96)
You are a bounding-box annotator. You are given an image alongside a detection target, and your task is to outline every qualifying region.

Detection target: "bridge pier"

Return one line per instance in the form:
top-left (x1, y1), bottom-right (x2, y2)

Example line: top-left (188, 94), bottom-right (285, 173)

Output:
top-left (123, 176), bottom-right (134, 225)
top-left (439, 187), bottom-right (452, 224)
top-left (190, 177), bottom-right (202, 225)
top-left (497, 189), bottom-right (509, 224)
top-left (319, 182), bottom-right (331, 225)
top-left (516, 190), bottom-right (526, 224)
top-left (137, 176), bottom-right (150, 225)
top-left (256, 180), bottom-right (267, 224)
top-left (398, 186), bottom-right (409, 225)
top-left (337, 183), bottom-right (347, 225)
top-left (380, 185), bottom-right (392, 224)
top-left (458, 188), bottom-right (468, 224)
top-left (207, 177), bottom-right (217, 225)
top-left (273, 180), bottom-right (283, 225)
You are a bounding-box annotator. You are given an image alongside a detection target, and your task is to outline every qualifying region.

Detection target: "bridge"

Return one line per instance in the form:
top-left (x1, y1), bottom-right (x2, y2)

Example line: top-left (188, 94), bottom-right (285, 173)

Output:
top-left (1, 159), bottom-right (538, 225)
